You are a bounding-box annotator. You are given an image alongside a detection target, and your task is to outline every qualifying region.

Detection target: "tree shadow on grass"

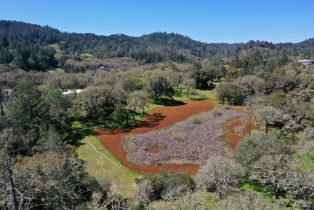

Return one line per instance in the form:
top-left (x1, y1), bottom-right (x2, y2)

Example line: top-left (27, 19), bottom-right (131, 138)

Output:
top-left (154, 98), bottom-right (185, 106)
top-left (94, 113), bottom-right (166, 135)
top-left (138, 112), bottom-right (165, 128)
top-left (65, 121), bottom-right (95, 146)
top-left (240, 179), bottom-right (277, 200)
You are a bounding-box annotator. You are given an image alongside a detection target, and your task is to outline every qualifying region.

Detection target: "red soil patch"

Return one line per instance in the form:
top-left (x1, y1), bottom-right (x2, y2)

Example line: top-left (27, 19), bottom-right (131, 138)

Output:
top-left (95, 100), bottom-right (215, 175)
top-left (95, 101), bottom-right (255, 176)
top-left (146, 146), bottom-right (163, 154)
top-left (223, 106), bottom-right (256, 151)
top-left (224, 118), bottom-right (255, 151)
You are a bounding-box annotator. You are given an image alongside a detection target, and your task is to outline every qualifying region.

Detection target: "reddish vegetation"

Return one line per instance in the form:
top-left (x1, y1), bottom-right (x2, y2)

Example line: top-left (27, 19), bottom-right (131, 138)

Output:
top-left (95, 101), bottom-right (254, 176)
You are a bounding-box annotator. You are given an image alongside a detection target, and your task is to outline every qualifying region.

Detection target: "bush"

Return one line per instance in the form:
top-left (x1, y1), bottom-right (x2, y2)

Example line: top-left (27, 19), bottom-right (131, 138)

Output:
top-left (191, 115), bottom-right (201, 124)
top-left (217, 191), bottom-right (275, 210)
top-left (235, 132), bottom-right (290, 167)
top-left (196, 156), bottom-right (244, 197)
top-left (149, 191), bottom-right (207, 210)
top-left (213, 107), bottom-right (222, 116)
top-left (135, 173), bottom-right (195, 201)
top-left (216, 83), bottom-right (245, 105)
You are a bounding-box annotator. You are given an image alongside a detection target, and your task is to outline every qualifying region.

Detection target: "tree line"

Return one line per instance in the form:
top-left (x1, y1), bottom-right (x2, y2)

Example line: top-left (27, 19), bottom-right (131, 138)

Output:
top-left (1, 20), bottom-right (314, 71)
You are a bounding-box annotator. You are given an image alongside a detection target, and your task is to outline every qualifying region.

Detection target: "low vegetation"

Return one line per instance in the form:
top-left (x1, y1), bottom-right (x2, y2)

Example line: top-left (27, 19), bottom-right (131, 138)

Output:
top-left (124, 108), bottom-right (247, 165)
top-left (76, 136), bottom-right (139, 197)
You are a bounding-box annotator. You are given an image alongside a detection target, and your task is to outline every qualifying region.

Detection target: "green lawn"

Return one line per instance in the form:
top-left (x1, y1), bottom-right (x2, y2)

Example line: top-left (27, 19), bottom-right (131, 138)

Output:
top-left (76, 136), bottom-right (140, 198)
top-left (195, 89), bottom-right (217, 101)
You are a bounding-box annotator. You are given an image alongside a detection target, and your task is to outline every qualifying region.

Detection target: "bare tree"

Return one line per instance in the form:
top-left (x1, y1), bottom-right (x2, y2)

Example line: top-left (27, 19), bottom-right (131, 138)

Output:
top-left (285, 171), bottom-right (314, 209)
top-left (128, 90), bottom-right (150, 116)
top-left (253, 106), bottom-right (282, 135)
top-left (149, 191), bottom-right (207, 210)
top-left (251, 154), bottom-right (290, 199)
top-left (182, 74), bottom-right (195, 98)
top-left (0, 87), bottom-right (4, 116)
top-left (217, 190), bottom-right (275, 210)
top-left (0, 129), bottom-right (31, 210)
top-left (234, 75), bottom-right (264, 96)
top-left (133, 179), bottom-right (153, 208)
top-left (303, 127), bottom-right (314, 140)
top-left (196, 156), bottom-right (244, 198)
top-left (235, 133), bottom-right (287, 167)
top-left (89, 191), bottom-right (128, 210)
top-left (13, 151), bottom-right (93, 209)
top-left (283, 115), bottom-right (302, 144)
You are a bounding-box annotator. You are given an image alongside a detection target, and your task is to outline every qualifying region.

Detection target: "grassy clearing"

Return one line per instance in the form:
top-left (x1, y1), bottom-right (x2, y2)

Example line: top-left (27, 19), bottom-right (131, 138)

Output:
top-left (205, 193), bottom-right (219, 209)
top-left (146, 87), bottom-right (218, 110)
top-left (195, 89), bottom-right (217, 101)
top-left (241, 182), bottom-right (275, 202)
top-left (294, 152), bottom-right (314, 172)
top-left (76, 135), bottom-right (140, 198)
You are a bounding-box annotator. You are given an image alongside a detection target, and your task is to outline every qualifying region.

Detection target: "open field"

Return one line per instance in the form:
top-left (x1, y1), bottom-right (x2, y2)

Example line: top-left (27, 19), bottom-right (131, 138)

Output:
top-left (95, 101), bottom-right (255, 175)
top-left (95, 100), bottom-right (216, 175)
top-left (76, 136), bottom-right (139, 197)
top-left (124, 107), bottom-right (248, 165)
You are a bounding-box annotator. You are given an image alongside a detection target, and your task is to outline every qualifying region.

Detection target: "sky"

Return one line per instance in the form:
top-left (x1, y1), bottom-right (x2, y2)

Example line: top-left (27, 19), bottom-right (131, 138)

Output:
top-left (0, 0), bottom-right (314, 43)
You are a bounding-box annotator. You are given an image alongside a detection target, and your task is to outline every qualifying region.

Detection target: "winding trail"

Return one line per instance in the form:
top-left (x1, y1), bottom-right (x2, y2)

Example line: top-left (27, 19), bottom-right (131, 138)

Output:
top-left (95, 101), bottom-right (254, 175)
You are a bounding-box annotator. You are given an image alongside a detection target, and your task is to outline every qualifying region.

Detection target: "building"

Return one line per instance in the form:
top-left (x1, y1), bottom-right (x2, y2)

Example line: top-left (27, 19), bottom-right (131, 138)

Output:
top-left (298, 59), bottom-right (314, 66)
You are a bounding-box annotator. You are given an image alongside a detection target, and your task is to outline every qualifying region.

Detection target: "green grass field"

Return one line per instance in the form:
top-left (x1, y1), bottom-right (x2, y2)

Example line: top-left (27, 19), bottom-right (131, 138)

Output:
top-left (76, 136), bottom-right (140, 197)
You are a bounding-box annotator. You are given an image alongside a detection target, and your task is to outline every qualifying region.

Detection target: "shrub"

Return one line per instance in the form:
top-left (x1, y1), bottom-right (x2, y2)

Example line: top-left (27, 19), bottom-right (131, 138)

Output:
top-left (217, 191), bottom-right (275, 210)
top-left (191, 115), bottom-right (201, 124)
top-left (170, 132), bottom-right (184, 141)
top-left (135, 173), bottom-right (195, 201)
top-left (213, 107), bottom-right (222, 116)
top-left (235, 133), bottom-right (290, 167)
top-left (196, 156), bottom-right (244, 197)
top-left (216, 83), bottom-right (245, 105)
top-left (149, 191), bottom-right (207, 210)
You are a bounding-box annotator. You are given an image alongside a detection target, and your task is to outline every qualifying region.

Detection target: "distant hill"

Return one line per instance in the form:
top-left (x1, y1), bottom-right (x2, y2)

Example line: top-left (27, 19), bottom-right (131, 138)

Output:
top-left (0, 20), bottom-right (313, 71)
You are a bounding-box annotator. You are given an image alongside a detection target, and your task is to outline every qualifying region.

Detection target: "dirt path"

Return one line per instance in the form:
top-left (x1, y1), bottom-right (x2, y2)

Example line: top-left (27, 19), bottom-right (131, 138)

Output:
top-left (95, 101), bottom-right (254, 175)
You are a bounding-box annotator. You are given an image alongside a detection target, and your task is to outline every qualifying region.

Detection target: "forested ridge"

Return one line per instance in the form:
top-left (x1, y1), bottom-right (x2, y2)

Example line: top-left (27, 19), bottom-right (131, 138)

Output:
top-left (1, 20), bottom-right (314, 71)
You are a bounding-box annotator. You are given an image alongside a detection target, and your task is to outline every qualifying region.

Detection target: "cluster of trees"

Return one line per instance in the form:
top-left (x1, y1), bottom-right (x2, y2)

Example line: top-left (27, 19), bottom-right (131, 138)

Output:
top-left (0, 34), bottom-right (57, 70)
top-left (0, 58), bottom-right (313, 209)
top-left (1, 20), bottom-right (314, 72)
top-left (138, 133), bottom-right (313, 209)
top-left (0, 77), bottom-right (103, 209)
top-left (211, 56), bottom-right (313, 209)
top-left (0, 20), bottom-right (313, 209)
top-left (0, 63), bottom-right (223, 208)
